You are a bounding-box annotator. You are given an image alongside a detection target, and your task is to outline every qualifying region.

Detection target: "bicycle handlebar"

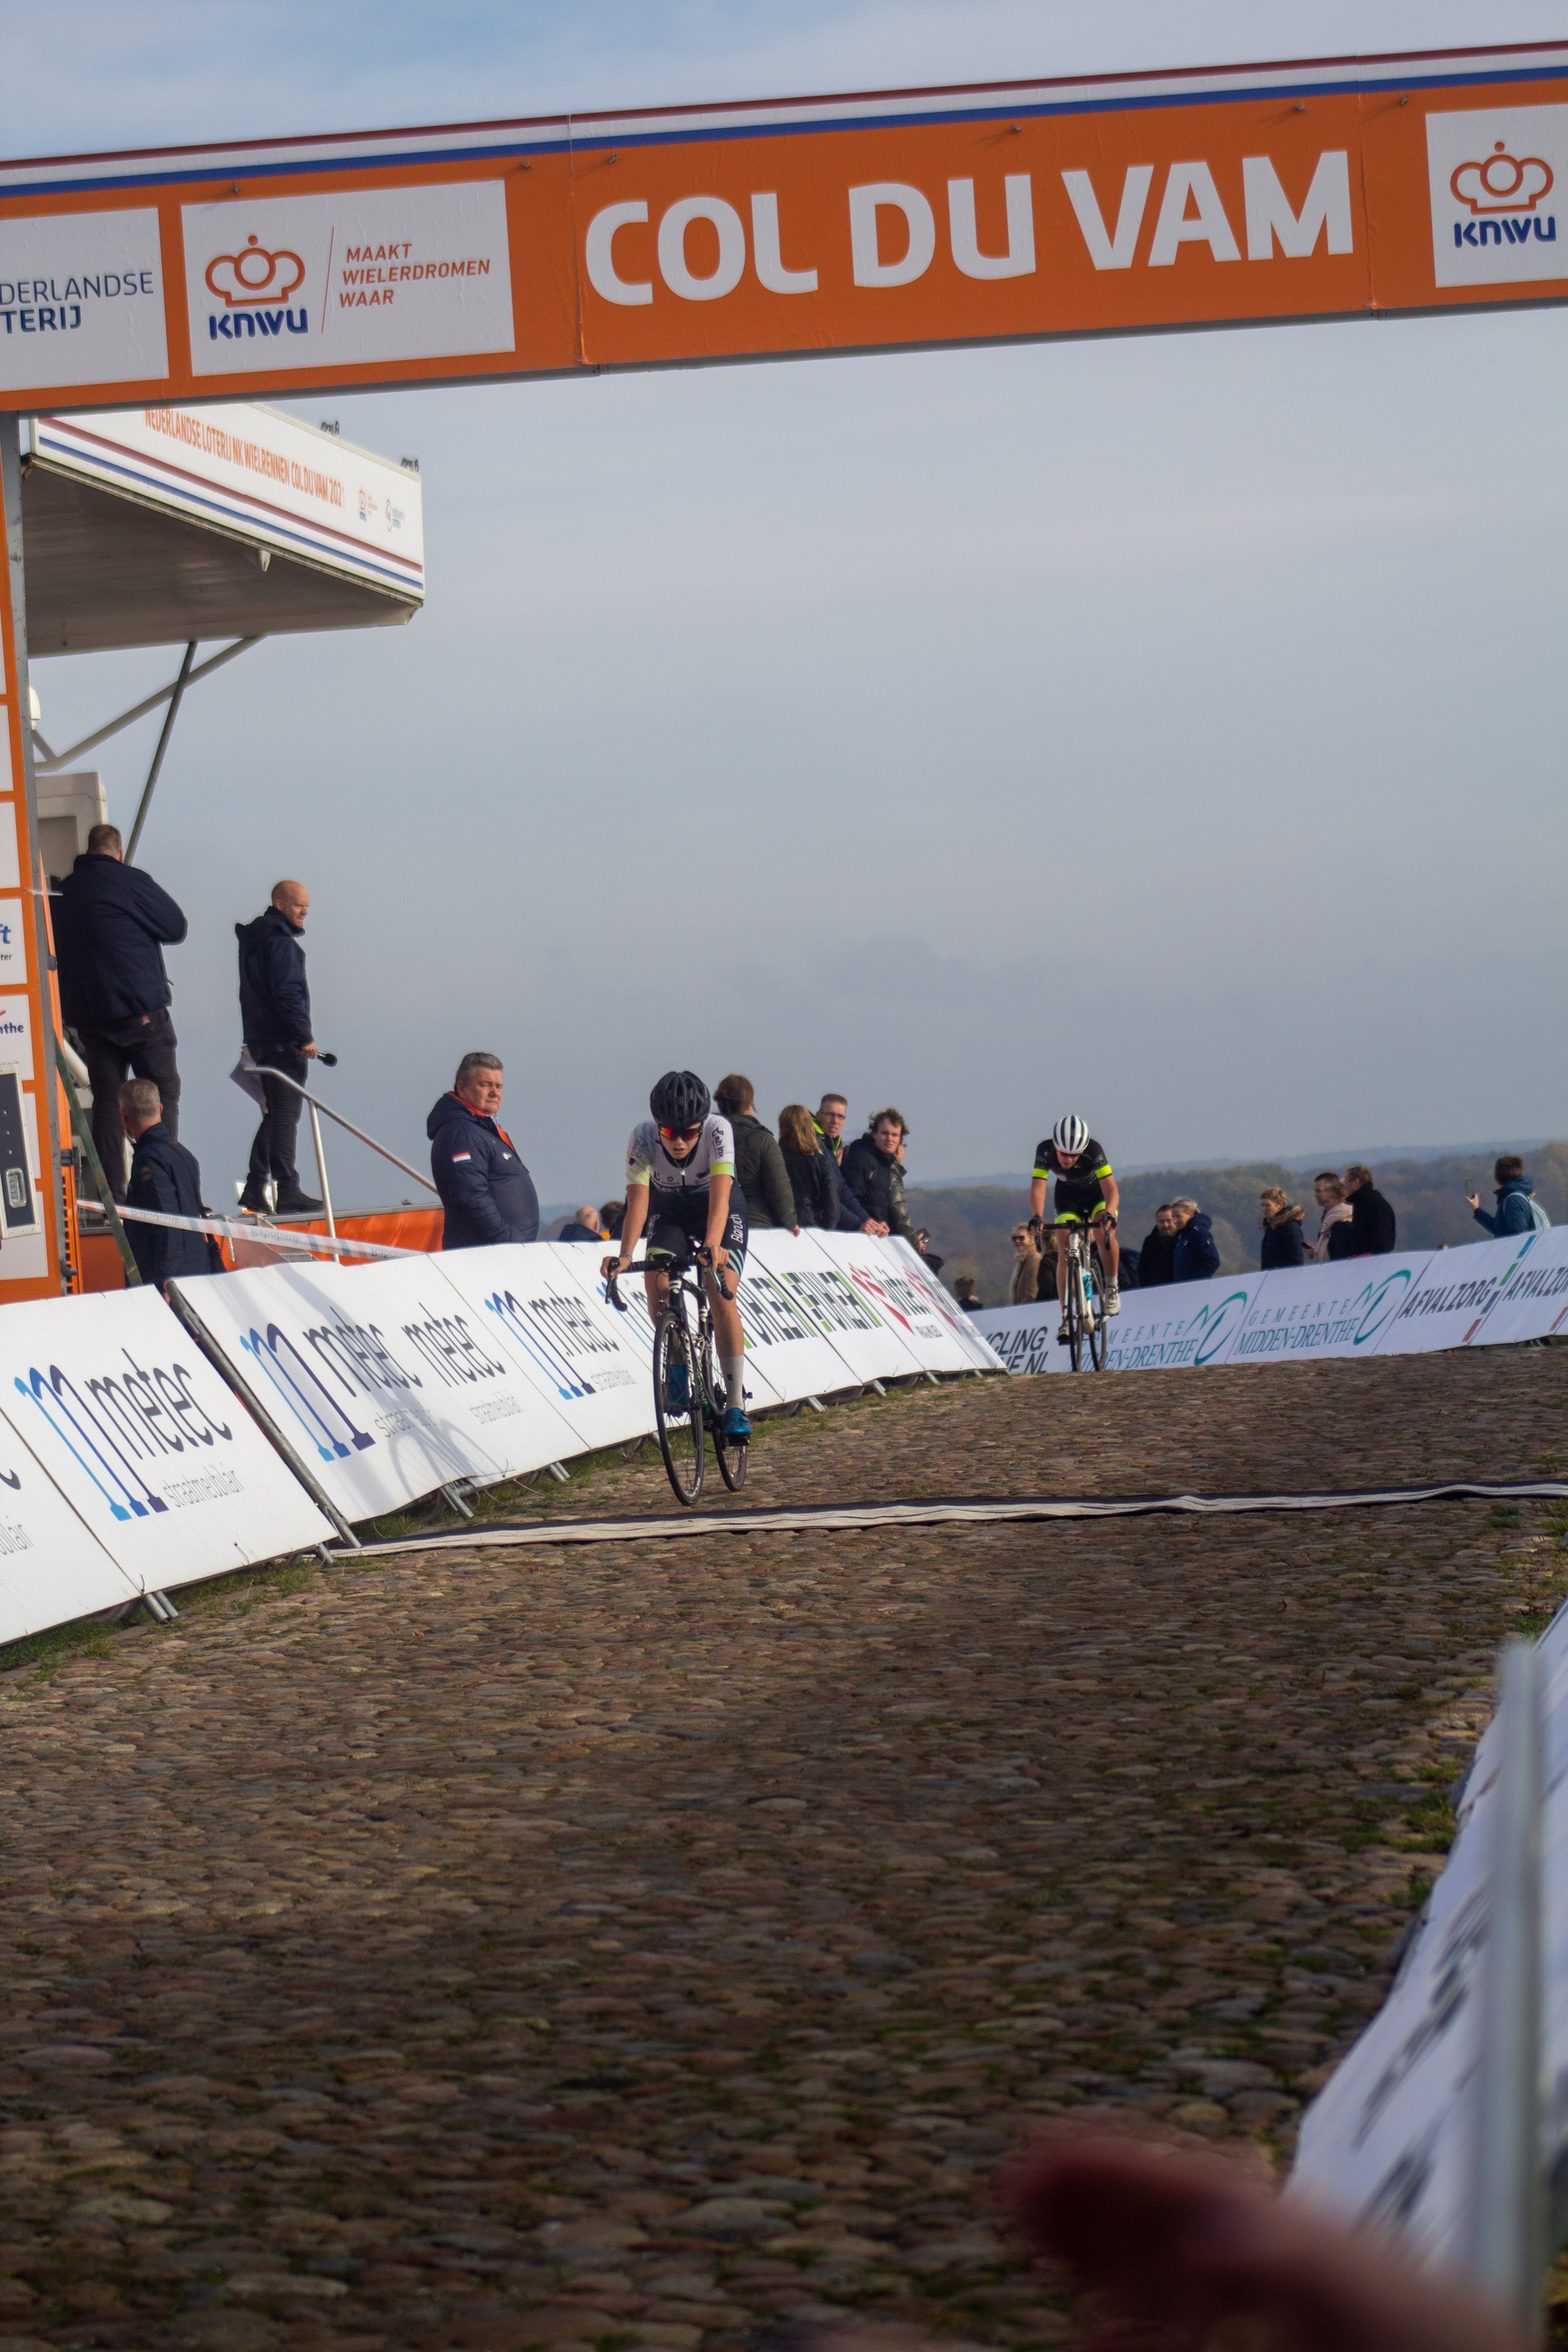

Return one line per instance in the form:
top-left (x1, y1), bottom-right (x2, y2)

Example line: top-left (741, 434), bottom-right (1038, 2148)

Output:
top-left (603, 1244), bottom-right (738, 1309)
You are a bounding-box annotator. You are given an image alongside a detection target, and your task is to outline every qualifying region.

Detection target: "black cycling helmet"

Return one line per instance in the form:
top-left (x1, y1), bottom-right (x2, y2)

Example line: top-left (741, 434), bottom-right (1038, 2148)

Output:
top-left (650, 1070), bottom-right (711, 1128)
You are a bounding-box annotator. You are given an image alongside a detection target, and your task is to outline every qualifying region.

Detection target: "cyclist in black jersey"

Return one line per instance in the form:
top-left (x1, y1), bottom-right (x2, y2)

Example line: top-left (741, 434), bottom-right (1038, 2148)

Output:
top-left (1030, 1113), bottom-right (1121, 1341)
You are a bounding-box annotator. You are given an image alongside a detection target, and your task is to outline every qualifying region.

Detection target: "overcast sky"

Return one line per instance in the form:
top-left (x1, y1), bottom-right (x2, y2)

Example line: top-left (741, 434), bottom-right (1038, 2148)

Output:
top-left (5, 1), bottom-right (1564, 1207)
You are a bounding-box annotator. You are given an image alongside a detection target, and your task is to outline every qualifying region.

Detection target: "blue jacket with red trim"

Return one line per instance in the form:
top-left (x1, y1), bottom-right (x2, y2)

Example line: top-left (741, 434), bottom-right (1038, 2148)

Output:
top-left (427, 1090), bottom-right (539, 1250)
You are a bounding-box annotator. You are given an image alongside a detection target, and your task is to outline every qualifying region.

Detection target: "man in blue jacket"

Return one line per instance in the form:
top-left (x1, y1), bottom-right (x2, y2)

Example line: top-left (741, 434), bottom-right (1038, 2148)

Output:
top-left (428, 1053), bottom-right (539, 1249)
top-left (1467, 1154), bottom-right (1548, 1238)
top-left (236, 878), bottom-right (321, 1214)
top-left (55, 824), bottom-right (187, 1201)
top-left (121, 1079), bottom-right (222, 1290)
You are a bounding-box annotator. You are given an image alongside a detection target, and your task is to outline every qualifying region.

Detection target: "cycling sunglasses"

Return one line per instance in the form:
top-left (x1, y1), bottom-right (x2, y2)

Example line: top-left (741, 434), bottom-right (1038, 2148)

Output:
top-left (660, 1122), bottom-right (702, 1144)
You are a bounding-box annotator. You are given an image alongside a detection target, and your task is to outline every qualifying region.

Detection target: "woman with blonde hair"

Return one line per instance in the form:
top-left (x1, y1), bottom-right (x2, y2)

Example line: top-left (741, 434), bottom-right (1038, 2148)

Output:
top-left (1259, 1184), bottom-right (1307, 1269)
top-left (778, 1102), bottom-right (838, 1229)
top-left (1309, 1171), bottom-right (1354, 1263)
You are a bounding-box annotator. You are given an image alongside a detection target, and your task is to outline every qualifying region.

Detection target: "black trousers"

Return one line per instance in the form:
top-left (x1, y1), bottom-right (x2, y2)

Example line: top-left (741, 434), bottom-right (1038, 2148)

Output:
top-left (77, 1007), bottom-right (181, 1203)
top-left (245, 1044), bottom-right (308, 1188)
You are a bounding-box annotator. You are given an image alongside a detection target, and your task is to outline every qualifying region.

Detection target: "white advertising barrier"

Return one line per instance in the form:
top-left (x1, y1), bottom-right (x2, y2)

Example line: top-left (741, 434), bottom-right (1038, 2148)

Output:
top-left (1456, 1221), bottom-right (1568, 1348)
top-left (169, 1256), bottom-right (583, 1523)
top-left (2, 1287), bottom-right (331, 1590)
top-left (772, 1230), bottom-right (942, 1386)
top-left (1375, 1230), bottom-right (1558, 1357)
top-left (887, 1237), bottom-right (1007, 1372)
top-left (731, 1229), bottom-right (884, 1403)
top-left (1223, 1254), bottom-right (1438, 1366)
top-left (0, 1413), bottom-right (142, 1643)
top-left (803, 1234), bottom-right (996, 1377)
top-left (1291, 1602), bottom-right (1568, 2276)
top-left (975, 1273), bottom-right (1264, 1375)
top-left (970, 1299), bottom-right (1063, 1376)
top-left (433, 1241), bottom-right (653, 1453)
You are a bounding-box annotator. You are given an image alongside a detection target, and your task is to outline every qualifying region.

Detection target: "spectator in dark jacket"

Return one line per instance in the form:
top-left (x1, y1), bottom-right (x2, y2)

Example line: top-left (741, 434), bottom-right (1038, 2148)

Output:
top-left (236, 878), bottom-right (322, 1214)
top-left (428, 1052), bottom-right (539, 1250)
top-left (600, 1199), bottom-right (625, 1242)
top-left (714, 1074), bottom-right (798, 1231)
top-left (840, 1109), bottom-right (917, 1244)
top-left (953, 1275), bottom-right (984, 1312)
top-left (1467, 1155), bottom-right (1546, 1239)
top-left (814, 1093), bottom-right (888, 1234)
top-left (55, 823), bottom-right (187, 1201)
top-left (1170, 1198), bottom-right (1220, 1282)
top-left (1136, 1205), bottom-right (1179, 1289)
top-left (1344, 1163), bottom-right (1396, 1257)
top-left (559, 1206), bottom-right (603, 1242)
top-left (120, 1079), bottom-right (221, 1289)
top-left (778, 1104), bottom-right (838, 1229)
top-left (1259, 1187), bottom-right (1308, 1269)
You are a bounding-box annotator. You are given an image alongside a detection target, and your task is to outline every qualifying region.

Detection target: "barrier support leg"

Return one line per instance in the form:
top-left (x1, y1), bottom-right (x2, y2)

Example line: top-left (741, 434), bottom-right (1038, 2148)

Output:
top-left (807, 1396), bottom-right (826, 1414)
top-left (1464, 1638), bottom-right (1545, 2335)
top-left (439, 1481), bottom-right (475, 1520)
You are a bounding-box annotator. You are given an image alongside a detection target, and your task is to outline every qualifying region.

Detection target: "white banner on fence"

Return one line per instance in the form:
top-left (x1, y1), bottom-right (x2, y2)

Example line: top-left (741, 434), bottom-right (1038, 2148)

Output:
top-left (170, 1257), bottom-right (582, 1521)
top-left (0, 1414), bottom-right (142, 1644)
top-left (970, 1299), bottom-right (1062, 1375)
top-left (1374, 1231), bottom-right (1555, 1357)
top-left (1, 1286), bottom-right (331, 1587)
top-left (887, 1238), bottom-right (1006, 1372)
top-left (784, 1232), bottom-right (946, 1384)
top-left (805, 1236), bottom-right (989, 1376)
top-left (731, 1229), bottom-right (879, 1403)
top-left (1456, 1222), bottom-right (1568, 1348)
top-left (1223, 1254), bottom-right (1437, 1365)
top-left (434, 1241), bottom-right (652, 1454)
top-left (757, 1230), bottom-right (926, 1386)
top-left (1109, 1274), bottom-right (1262, 1371)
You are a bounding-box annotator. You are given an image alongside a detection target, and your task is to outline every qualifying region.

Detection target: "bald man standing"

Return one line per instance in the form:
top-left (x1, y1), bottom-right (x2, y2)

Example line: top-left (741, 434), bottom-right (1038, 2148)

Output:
top-left (236, 878), bottom-right (322, 1215)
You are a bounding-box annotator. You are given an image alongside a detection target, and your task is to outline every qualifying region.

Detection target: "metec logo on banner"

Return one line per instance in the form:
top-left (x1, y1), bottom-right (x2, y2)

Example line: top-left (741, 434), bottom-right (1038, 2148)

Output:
top-left (482, 1285), bottom-right (636, 1402)
top-left (15, 1348), bottom-right (233, 1522)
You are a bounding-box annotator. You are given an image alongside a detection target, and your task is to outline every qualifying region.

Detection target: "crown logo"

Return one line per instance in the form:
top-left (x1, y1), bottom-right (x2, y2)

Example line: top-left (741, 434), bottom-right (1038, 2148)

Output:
top-left (1450, 142), bottom-right (1554, 216)
top-left (205, 235), bottom-right (307, 307)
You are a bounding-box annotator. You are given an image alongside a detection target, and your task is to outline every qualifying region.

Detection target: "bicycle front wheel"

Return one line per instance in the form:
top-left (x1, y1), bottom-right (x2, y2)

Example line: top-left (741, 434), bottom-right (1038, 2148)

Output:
top-left (714, 1355), bottom-right (749, 1493)
top-left (1065, 1244), bottom-right (1085, 1372)
top-left (653, 1308), bottom-right (705, 1504)
top-left (1088, 1254), bottom-right (1108, 1370)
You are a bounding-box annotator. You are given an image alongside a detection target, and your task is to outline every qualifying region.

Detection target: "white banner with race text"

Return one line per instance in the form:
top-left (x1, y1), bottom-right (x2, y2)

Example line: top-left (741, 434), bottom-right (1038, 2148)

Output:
top-left (0, 1287), bottom-right (331, 1591)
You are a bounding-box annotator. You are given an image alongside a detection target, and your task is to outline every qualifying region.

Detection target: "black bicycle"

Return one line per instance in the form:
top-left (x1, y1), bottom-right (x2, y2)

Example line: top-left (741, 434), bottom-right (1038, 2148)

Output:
top-left (606, 1240), bottom-right (748, 1504)
top-left (1034, 1214), bottom-right (1114, 1372)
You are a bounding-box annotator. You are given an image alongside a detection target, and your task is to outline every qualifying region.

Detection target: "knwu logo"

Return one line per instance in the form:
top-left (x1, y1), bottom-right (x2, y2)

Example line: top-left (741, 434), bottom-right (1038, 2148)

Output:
top-left (1450, 142), bottom-right (1555, 249)
top-left (204, 234), bottom-right (308, 341)
top-left (1427, 104), bottom-right (1568, 289)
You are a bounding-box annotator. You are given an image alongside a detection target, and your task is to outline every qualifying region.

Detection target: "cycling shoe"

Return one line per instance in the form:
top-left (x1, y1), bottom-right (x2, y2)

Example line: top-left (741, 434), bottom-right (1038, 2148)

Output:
top-left (721, 1406), bottom-right (751, 1443)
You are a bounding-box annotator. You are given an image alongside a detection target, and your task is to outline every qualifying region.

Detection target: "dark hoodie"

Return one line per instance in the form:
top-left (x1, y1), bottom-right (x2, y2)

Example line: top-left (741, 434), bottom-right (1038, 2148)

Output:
top-left (1259, 1202), bottom-right (1308, 1269)
top-left (839, 1132), bottom-right (916, 1242)
top-left (1171, 1210), bottom-right (1220, 1283)
top-left (426, 1091), bottom-right (539, 1250)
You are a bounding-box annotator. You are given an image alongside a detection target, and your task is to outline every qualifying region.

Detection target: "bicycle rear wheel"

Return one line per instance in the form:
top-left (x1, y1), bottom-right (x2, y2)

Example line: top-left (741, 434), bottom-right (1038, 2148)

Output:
top-left (653, 1308), bottom-right (705, 1504)
top-left (1087, 1254), bottom-right (1108, 1370)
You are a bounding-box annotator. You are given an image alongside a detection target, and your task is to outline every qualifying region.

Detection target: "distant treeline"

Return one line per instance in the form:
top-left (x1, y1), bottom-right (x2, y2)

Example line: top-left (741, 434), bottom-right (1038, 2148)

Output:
top-left (909, 1142), bottom-right (1568, 1307)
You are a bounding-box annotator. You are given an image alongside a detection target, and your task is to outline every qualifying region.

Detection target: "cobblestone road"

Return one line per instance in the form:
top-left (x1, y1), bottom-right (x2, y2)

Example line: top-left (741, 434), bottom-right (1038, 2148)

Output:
top-left (2, 1349), bottom-right (1565, 2352)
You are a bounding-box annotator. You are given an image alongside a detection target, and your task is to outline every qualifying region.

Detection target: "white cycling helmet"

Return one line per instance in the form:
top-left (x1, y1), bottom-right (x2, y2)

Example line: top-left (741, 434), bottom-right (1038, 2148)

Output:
top-left (1052, 1113), bottom-right (1089, 1155)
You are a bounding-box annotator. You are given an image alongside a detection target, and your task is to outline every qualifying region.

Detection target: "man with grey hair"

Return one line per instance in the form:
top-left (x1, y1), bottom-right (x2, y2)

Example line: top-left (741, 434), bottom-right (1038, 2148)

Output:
top-left (427, 1053), bottom-right (539, 1250)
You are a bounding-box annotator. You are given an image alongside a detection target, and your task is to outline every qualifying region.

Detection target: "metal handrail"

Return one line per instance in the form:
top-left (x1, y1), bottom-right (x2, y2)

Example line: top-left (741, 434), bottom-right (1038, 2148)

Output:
top-left (251, 1064), bottom-right (439, 1198)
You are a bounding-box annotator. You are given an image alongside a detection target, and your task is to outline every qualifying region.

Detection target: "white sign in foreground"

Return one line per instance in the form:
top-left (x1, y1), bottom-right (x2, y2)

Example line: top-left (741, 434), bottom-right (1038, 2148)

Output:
top-left (170, 1257), bottom-right (583, 1524)
top-left (0, 1286), bottom-right (330, 1590)
top-left (0, 1412), bottom-right (141, 1644)
top-left (435, 1241), bottom-right (652, 1455)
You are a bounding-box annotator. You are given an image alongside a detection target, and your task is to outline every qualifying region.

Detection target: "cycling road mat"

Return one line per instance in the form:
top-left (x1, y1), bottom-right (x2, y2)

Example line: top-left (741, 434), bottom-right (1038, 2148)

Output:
top-left (345, 1476), bottom-right (1568, 1556)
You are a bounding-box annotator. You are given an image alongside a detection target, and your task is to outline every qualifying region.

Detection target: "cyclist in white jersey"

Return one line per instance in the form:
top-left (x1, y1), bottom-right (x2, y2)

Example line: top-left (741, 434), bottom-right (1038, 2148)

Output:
top-left (605, 1070), bottom-right (750, 1440)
